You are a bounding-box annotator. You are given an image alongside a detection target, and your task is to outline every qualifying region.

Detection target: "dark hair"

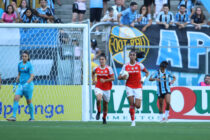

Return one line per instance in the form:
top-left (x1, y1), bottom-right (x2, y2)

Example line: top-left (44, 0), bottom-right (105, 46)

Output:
top-left (22, 51), bottom-right (30, 61)
top-left (195, 7), bottom-right (205, 21)
top-left (160, 61), bottom-right (168, 68)
top-left (139, 5), bottom-right (148, 16)
top-left (108, 7), bottom-right (113, 12)
top-left (100, 53), bottom-right (106, 59)
top-left (19, 0), bottom-right (28, 9)
top-left (39, 0), bottom-right (47, 3)
top-left (23, 8), bottom-right (33, 20)
top-left (130, 2), bottom-right (138, 6)
top-left (129, 49), bottom-right (136, 55)
top-left (180, 4), bottom-right (186, 8)
top-left (205, 74), bottom-right (210, 79)
top-left (163, 4), bottom-right (169, 8)
top-left (6, 5), bottom-right (14, 14)
top-left (91, 39), bottom-right (97, 49)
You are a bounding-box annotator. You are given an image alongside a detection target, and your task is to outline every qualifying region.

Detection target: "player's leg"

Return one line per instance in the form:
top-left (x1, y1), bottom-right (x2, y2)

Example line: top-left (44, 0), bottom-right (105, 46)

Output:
top-left (164, 93), bottom-right (171, 121)
top-left (95, 88), bottom-right (103, 120)
top-left (7, 85), bottom-right (23, 121)
top-left (23, 84), bottom-right (34, 121)
top-left (102, 90), bottom-right (110, 124)
top-left (126, 87), bottom-right (135, 126)
top-left (134, 88), bottom-right (143, 109)
top-left (158, 96), bottom-right (164, 122)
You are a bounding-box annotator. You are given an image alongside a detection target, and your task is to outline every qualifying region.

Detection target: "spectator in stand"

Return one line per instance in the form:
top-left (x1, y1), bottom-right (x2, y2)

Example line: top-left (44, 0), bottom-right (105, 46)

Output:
top-left (156, 4), bottom-right (174, 29)
top-left (0, 5), bottom-right (18, 23)
top-left (20, 8), bottom-right (39, 23)
top-left (90, 0), bottom-right (103, 35)
top-left (91, 39), bottom-right (101, 60)
top-left (37, 0), bottom-right (54, 23)
top-left (178, 0), bottom-right (195, 19)
top-left (175, 4), bottom-right (189, 29)
top-left (112, 0), bottom-right (126, 15)
top-left (191, 7), bottom-right (206, 30)
top-left (137, 5), bottom-right (152, 32)
top-left (72, 0), bottom-right (86, 23)
top-left (103, 0), bottom-right (109, 15)
top-left (118, 2), bottom-right (138, 27)
top-left (101, 7), bottom-right (117, 22)
top-left (11, 0), bottom-right (28, 22)
top-left (200, 74), bottom-right (210, 86)
top-left (154, 0), bottom-right (168, 18)
top-left (0, 7), bottom-right (3, 20)
top-left (144, 0), bottom-right (155, 17)
top-left (46, 0), bottom-right (58, 14)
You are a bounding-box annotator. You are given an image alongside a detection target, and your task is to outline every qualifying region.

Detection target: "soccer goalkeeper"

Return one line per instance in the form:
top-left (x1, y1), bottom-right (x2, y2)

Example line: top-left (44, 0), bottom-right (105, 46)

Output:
top-left (7, 51), bottom-right (35, 121)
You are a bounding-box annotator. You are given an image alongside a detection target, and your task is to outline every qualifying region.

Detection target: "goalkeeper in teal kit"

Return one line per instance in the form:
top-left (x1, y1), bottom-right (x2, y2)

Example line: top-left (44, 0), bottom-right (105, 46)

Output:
top-left (7, 51), bottom-right (35, 121)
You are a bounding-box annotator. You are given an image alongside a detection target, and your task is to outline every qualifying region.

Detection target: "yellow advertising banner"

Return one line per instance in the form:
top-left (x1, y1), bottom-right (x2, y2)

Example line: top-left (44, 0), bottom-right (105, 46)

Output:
top-left (0, 85), bottom-right (82, 121)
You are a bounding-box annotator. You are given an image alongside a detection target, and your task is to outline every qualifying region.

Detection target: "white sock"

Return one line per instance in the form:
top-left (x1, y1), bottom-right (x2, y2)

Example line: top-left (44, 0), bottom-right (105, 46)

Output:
top-left (159, 113), bottom-right (163, 120)
top-left (165, 110), bottom-right (169, 119)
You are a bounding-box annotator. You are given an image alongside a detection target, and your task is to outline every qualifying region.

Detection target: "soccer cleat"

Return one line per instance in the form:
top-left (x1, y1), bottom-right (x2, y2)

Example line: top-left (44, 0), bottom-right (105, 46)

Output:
top-left (96, 112), bottom-right (100, 120)
top-left (7, 116), bottom-right (16, 121)
top-left (28, 118), bottom-right (35, 121)
top-left (102, 118), bottom-right (107, 124)
top-left (131, 121), bottom-right (136, 127)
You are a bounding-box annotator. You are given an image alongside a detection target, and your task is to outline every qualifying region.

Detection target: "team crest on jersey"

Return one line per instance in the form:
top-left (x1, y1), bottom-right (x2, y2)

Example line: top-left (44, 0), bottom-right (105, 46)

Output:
top-left (132, 67), bottom-right (134, 70)
top-left (135, 67), bottom-right (138, 70)
top-left (109, 26), bottom-right (150, 66)
top-left (105, 70), bottom-right (107, 73)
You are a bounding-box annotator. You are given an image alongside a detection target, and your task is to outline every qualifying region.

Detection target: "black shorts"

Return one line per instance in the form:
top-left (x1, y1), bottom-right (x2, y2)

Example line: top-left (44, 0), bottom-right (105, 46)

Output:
top-left (144, 0), bottom-right (155, 6)
top-left (103, 0), bottom-right (110, 2)
top-left (158, 92), bottom-right (171, 99)
top-left (73, 9), bottom-right (86, 14)
top-left (90, 8), bottom-right (103, 22)
top-left (72, 3), bottom-right (86, 14)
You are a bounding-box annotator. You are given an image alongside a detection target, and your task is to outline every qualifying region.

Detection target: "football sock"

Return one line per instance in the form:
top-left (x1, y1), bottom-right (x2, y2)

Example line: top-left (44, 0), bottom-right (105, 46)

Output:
top-left (165, 110), bottom-right (169, 119)
top-left (29, 103), bottom-right (34, 120)
top-left (129, 105), bottom-right (135, 121)
top-left (97, 101), bottom-right (101, 113)
top-left (103, 111), bottom-right (107, 119)
top-left (12, 101), bottom-right (19, 118)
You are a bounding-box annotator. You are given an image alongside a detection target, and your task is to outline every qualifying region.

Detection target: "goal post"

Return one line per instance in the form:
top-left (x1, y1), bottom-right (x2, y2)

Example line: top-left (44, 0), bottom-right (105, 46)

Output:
top-left (0, 23), bottom-right (90, 121)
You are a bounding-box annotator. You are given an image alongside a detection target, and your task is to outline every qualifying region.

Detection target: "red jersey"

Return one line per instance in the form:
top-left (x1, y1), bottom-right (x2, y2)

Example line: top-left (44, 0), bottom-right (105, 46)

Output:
top-left (121, 62), bottom-right (146, 88)
top-left (93, 65), bottom-right (114, 90)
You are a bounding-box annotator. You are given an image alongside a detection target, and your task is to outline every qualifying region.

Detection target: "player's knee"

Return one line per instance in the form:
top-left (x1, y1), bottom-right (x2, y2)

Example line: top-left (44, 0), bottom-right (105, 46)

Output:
top-left (136, 104), bottom-right (141, 109)
top-left (14, 96), bottom-right (20, 101)
top-left (27, 100), bottom-right (32, 105)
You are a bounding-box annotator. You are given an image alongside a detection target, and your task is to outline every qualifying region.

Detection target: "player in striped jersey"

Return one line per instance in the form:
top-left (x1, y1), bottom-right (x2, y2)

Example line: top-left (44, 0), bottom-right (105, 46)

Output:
top-left (92, 53), bottom-right (115, 124)
top-left (149, 61), bottom-right (176, 122)
top-left (156, 4), bottom-right (174, 29)
top-left (118, 50), bottom-right (149, 126)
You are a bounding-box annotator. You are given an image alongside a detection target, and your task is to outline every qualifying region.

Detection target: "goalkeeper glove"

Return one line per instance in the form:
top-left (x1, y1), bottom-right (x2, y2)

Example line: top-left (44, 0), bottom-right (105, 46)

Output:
top-left (13, 83), bottom-right (17, 93)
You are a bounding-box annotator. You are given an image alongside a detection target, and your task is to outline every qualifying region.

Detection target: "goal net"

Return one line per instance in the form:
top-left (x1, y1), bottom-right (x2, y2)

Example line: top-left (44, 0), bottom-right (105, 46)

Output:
top-left (0, 23), bottom-right (89, 121)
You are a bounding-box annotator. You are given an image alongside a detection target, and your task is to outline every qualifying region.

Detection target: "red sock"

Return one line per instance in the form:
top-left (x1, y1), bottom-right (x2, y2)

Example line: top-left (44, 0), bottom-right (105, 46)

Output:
top-left (97, 103), bottom-right (101, 113)
top-left (103, 112), bottom-right (107, 119)
top-left (129, 106), bottom-right (135, 121)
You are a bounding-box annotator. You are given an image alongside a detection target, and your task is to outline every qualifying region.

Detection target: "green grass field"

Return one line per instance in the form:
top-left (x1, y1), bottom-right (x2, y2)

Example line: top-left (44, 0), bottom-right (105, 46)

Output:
top-left (0, 121), bottom-right (210, 140)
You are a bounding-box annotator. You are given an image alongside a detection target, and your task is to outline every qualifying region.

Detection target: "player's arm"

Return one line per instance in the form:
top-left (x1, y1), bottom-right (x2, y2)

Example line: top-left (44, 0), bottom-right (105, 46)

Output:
top-left (170, 75), bottom-right (176, 85)
top-left (92, 68), bottom-right (97, 84)
top-left (101, 75), bottom-right (115, 83)
top-left (141, 68), bottom-right (149, 83)
top-left (27, 74), bottom-right (34, 84)
top-left (149, 72), bottom-right (160, 82)
top-left (118, 65), bottom-right (127, 80)
top-left (16, 72), bottom-right (20, 83)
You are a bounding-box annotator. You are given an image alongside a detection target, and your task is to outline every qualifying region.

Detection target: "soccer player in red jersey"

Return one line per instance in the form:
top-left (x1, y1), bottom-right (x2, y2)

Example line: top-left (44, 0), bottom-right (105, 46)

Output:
top-left (92, 53), bottom-right (115, 124)
top-left (118, 50), bottom-right (149, 126)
